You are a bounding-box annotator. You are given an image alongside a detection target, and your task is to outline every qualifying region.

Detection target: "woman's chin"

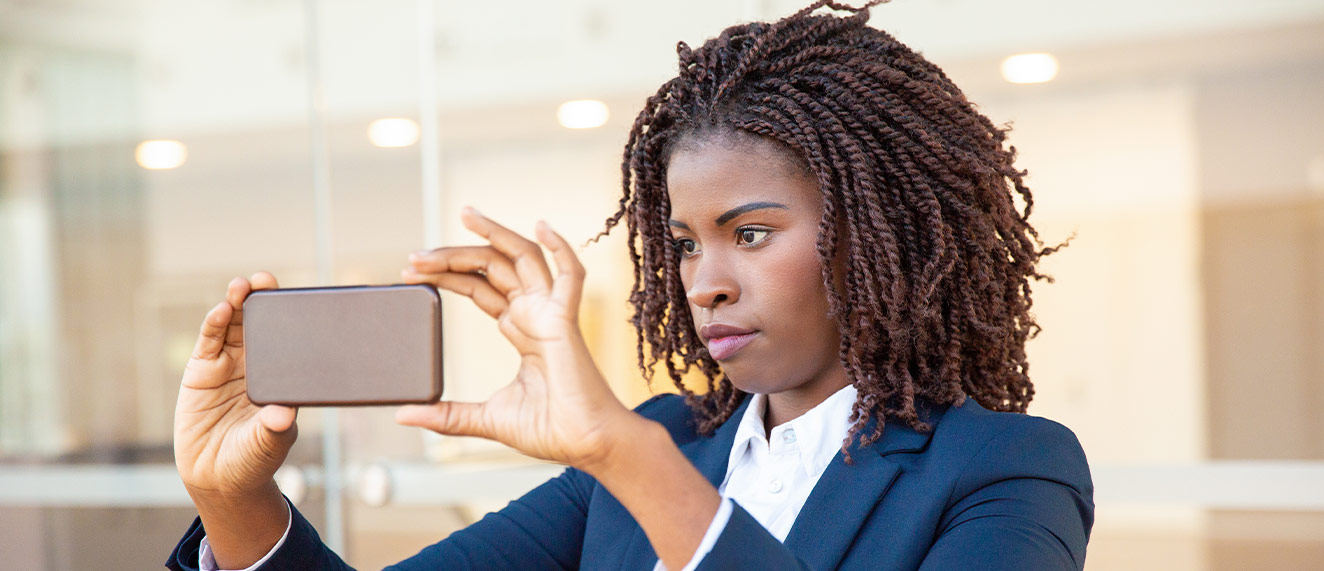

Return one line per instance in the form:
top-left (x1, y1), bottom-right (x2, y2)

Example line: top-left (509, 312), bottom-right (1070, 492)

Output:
top-left (726, 374), bottom-right (787, 396)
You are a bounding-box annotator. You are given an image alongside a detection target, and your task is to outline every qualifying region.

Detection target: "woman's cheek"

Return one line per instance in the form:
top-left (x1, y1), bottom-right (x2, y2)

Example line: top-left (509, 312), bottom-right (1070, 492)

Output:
top-left (785, 237), bottom-right (831, 304)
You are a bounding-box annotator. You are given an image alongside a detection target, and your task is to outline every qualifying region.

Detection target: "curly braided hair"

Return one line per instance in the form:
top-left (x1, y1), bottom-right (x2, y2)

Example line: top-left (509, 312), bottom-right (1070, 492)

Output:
top-left (596, 0), bottom-right (1067, 450)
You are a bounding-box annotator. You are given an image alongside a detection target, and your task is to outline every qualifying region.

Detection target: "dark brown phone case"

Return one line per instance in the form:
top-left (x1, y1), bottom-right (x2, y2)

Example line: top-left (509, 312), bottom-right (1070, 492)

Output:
top-left (243, 284), bottom-right (442, 406)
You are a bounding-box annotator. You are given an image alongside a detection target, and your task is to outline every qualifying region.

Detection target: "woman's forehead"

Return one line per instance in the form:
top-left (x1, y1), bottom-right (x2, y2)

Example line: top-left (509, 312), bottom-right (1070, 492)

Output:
top-left (666, 144), bottom-right (821, 221)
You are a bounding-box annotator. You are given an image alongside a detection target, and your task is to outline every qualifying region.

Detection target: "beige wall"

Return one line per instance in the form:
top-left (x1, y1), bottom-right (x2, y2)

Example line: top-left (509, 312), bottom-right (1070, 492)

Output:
top-left (5, 6), bottom-right (1324, 569)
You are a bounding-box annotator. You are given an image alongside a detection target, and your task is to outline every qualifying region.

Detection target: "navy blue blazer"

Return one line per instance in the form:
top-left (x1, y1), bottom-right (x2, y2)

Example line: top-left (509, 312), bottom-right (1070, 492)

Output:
top-left (167, 394), bottom-right (1094, 570)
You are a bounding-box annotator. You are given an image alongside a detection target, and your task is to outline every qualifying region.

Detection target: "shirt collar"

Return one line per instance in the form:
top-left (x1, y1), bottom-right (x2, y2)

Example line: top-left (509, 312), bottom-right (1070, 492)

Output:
top-left (725, 384), bottom-right (859, 480)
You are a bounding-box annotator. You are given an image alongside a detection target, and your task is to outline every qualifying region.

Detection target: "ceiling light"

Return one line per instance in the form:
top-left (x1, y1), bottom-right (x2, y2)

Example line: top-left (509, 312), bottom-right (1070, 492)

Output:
top-left (135, 140), bottom-right (188, 170)
top-left (368, 118), bottom-right (420, 148)
top-left (1001, 53), bottom-right (1059, 84)
top-left (557, 100), bottom-right (609, 129)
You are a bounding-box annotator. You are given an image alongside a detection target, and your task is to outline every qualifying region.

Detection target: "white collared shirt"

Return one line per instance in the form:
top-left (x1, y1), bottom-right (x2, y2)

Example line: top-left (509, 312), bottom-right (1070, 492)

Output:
top-left (201, 385), bottom-right (859, 571)
top-left (662, 384), bottom-right (858, 571)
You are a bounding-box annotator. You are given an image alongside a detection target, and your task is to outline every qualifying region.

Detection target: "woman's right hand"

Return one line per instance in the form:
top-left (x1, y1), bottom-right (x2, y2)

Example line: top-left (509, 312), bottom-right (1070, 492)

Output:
top-left (174, 272), bottom-right (299, 499)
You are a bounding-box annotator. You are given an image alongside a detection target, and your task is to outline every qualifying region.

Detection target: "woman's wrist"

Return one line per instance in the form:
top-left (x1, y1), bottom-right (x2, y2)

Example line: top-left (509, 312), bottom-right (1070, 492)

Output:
top-left (574, 410), bottom-right (663, 479)
top-left (576, 411), bottom-right (721, 570)
top-left (187, 480), bottom-right (290, 569)
top-left (185, 478), bottom-right (283, 512)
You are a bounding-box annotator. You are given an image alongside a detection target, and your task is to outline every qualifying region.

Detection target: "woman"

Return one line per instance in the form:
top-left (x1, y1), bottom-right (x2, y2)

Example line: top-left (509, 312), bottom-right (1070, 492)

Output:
top-left (168, 1), bottom-right (1093, 569)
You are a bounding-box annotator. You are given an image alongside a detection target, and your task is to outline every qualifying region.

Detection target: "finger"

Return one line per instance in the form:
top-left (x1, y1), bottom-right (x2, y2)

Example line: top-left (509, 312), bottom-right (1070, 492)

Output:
top-left (409, 246), bottom-right (522, 297)
top-left (535, 220), bottom-right (586, 313)
top-left (402, 269), bottom-right (509, 318)
top-left (460, 207), bottom-right (553, 294)
top-left (257, 404), bottom-right (298, 434)
top-left (249, 271), bottom-right (280, 291)
top-left (224, 276), bottom-right (253, 314)
top-left (191, 301), bottom-right (234, 361)
top-left (395, 401), bottom-right (490, 439)
top-left (226, 272), bottom-right (281, 346)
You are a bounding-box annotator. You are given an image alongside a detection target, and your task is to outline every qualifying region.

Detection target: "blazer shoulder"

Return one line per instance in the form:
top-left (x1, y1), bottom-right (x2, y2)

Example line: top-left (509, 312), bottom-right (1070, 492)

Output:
top-left (912, 402), bottom-right (1095, 570)
top-left (934, 398), bottom-right (1093, 495)
top-left (631, 393), bottom-right (702, 446)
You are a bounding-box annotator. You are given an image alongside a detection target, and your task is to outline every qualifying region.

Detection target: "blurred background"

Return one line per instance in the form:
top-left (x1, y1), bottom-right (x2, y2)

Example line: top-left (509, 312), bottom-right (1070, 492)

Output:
top-left (2, 0), bottom-right (1323, 568)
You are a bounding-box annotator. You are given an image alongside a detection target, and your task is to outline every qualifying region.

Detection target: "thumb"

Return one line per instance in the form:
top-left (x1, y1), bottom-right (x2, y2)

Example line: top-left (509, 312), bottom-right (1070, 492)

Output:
top-left (395, 401), bottom-right (489, 438)
top-left (257, 404), bottom-right (298, 434)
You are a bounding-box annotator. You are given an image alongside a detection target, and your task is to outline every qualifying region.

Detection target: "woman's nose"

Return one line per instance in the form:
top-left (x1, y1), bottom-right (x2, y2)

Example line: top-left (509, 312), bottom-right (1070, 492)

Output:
top-left (685, 258), bottom-right (740, 310)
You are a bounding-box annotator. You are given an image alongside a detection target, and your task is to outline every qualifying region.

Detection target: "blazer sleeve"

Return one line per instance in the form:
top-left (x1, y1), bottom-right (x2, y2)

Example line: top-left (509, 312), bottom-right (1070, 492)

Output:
top-left (165, 496), bottom-right (352, 571)
top-left (918, 416), bottom-right (1095, 571)
top-left (693, 502), bottom-right (808, 571)
top-left (164, 466), bottom-right (597, 571)
top-left (386, 466), bottom-right (596, 570)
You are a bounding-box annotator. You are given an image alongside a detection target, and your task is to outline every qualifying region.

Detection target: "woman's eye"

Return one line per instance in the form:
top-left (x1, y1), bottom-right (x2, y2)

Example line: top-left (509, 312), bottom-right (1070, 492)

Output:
top-left (737, 228), bottom-right (770, 246)
top-left (673, 238), bottom-right (698, 255)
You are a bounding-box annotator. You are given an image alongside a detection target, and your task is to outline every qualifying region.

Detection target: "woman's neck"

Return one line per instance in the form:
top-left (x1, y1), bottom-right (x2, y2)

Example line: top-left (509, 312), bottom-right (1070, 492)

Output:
top-left (762, 372), bottom-right (852, 433)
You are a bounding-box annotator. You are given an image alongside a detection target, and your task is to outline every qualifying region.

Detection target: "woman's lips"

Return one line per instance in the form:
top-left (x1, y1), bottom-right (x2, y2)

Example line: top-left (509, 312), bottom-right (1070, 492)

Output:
top-left (706, 332), bottom-right (758, 361)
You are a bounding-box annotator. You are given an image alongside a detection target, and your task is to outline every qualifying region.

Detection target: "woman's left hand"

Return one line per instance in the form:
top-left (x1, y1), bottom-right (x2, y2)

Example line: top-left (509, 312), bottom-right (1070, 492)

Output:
top-left (395, 207), bottom-right (636, 471)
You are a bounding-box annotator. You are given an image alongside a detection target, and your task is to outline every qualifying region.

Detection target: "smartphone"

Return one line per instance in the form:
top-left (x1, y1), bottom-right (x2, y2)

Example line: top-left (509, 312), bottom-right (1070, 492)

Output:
top-left (243, 284), bottom-right (443, 406)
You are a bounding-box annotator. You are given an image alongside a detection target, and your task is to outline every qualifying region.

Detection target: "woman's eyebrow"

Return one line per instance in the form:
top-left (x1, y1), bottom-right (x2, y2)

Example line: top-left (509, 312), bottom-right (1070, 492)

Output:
top-left (669, 201), bottom-right (789, 230)
top-left (715, 201), bottom-right (788, 226)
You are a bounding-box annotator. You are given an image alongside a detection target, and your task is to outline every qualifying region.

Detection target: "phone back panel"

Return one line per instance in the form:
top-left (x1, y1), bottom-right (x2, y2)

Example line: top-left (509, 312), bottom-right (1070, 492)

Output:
top-left (243, 284), bottom-right (442, 406)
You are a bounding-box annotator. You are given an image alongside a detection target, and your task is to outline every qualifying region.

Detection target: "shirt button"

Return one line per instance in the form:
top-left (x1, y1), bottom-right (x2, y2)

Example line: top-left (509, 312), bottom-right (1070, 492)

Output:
top-left (782, 430), bottom-right (797, 444)
top-left (768, 479), bottom-right (784, 494)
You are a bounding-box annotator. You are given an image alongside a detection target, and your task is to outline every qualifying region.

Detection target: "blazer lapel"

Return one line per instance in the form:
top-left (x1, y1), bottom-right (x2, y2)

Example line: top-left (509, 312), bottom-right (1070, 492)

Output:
top-left (617, 395), bottom-right (752, 569)
top-left (678, 395), bottom-right (752, 487)
top-left (783, 401), bottom-right (949, 570)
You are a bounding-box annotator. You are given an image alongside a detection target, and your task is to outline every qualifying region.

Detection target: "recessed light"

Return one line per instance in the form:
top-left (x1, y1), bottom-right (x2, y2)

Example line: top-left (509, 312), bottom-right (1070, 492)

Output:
top-left (368, 118), bottom-right (421, 148)
top-left (557, 100), bottom-right (609, 129)
top-left (1001, 53), bottom-right (1058, 84)
top-left (135, 140), bottom-right (188, 170)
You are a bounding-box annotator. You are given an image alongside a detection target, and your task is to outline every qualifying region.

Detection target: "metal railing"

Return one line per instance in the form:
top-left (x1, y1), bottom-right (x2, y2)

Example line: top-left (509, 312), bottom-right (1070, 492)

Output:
top-left (2, 461), bottom-right (1321, 510)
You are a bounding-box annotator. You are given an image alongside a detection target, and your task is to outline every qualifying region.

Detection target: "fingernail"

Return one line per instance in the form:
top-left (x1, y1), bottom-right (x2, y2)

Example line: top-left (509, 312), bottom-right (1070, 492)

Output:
top-left (463, 206), bottom-right (482, 218)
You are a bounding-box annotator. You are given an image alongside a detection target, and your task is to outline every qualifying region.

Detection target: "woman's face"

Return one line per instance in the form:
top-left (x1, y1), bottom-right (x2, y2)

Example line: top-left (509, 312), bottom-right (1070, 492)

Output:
top-left (666, 134), bottom-right (850, 416)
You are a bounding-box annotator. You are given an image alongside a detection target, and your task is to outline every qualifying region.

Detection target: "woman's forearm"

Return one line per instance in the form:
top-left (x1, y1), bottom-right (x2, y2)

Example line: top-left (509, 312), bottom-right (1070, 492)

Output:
top-left (187, 480), bottom-right (290, 569)
top-left (582, 416), bottom-right (723, 570)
